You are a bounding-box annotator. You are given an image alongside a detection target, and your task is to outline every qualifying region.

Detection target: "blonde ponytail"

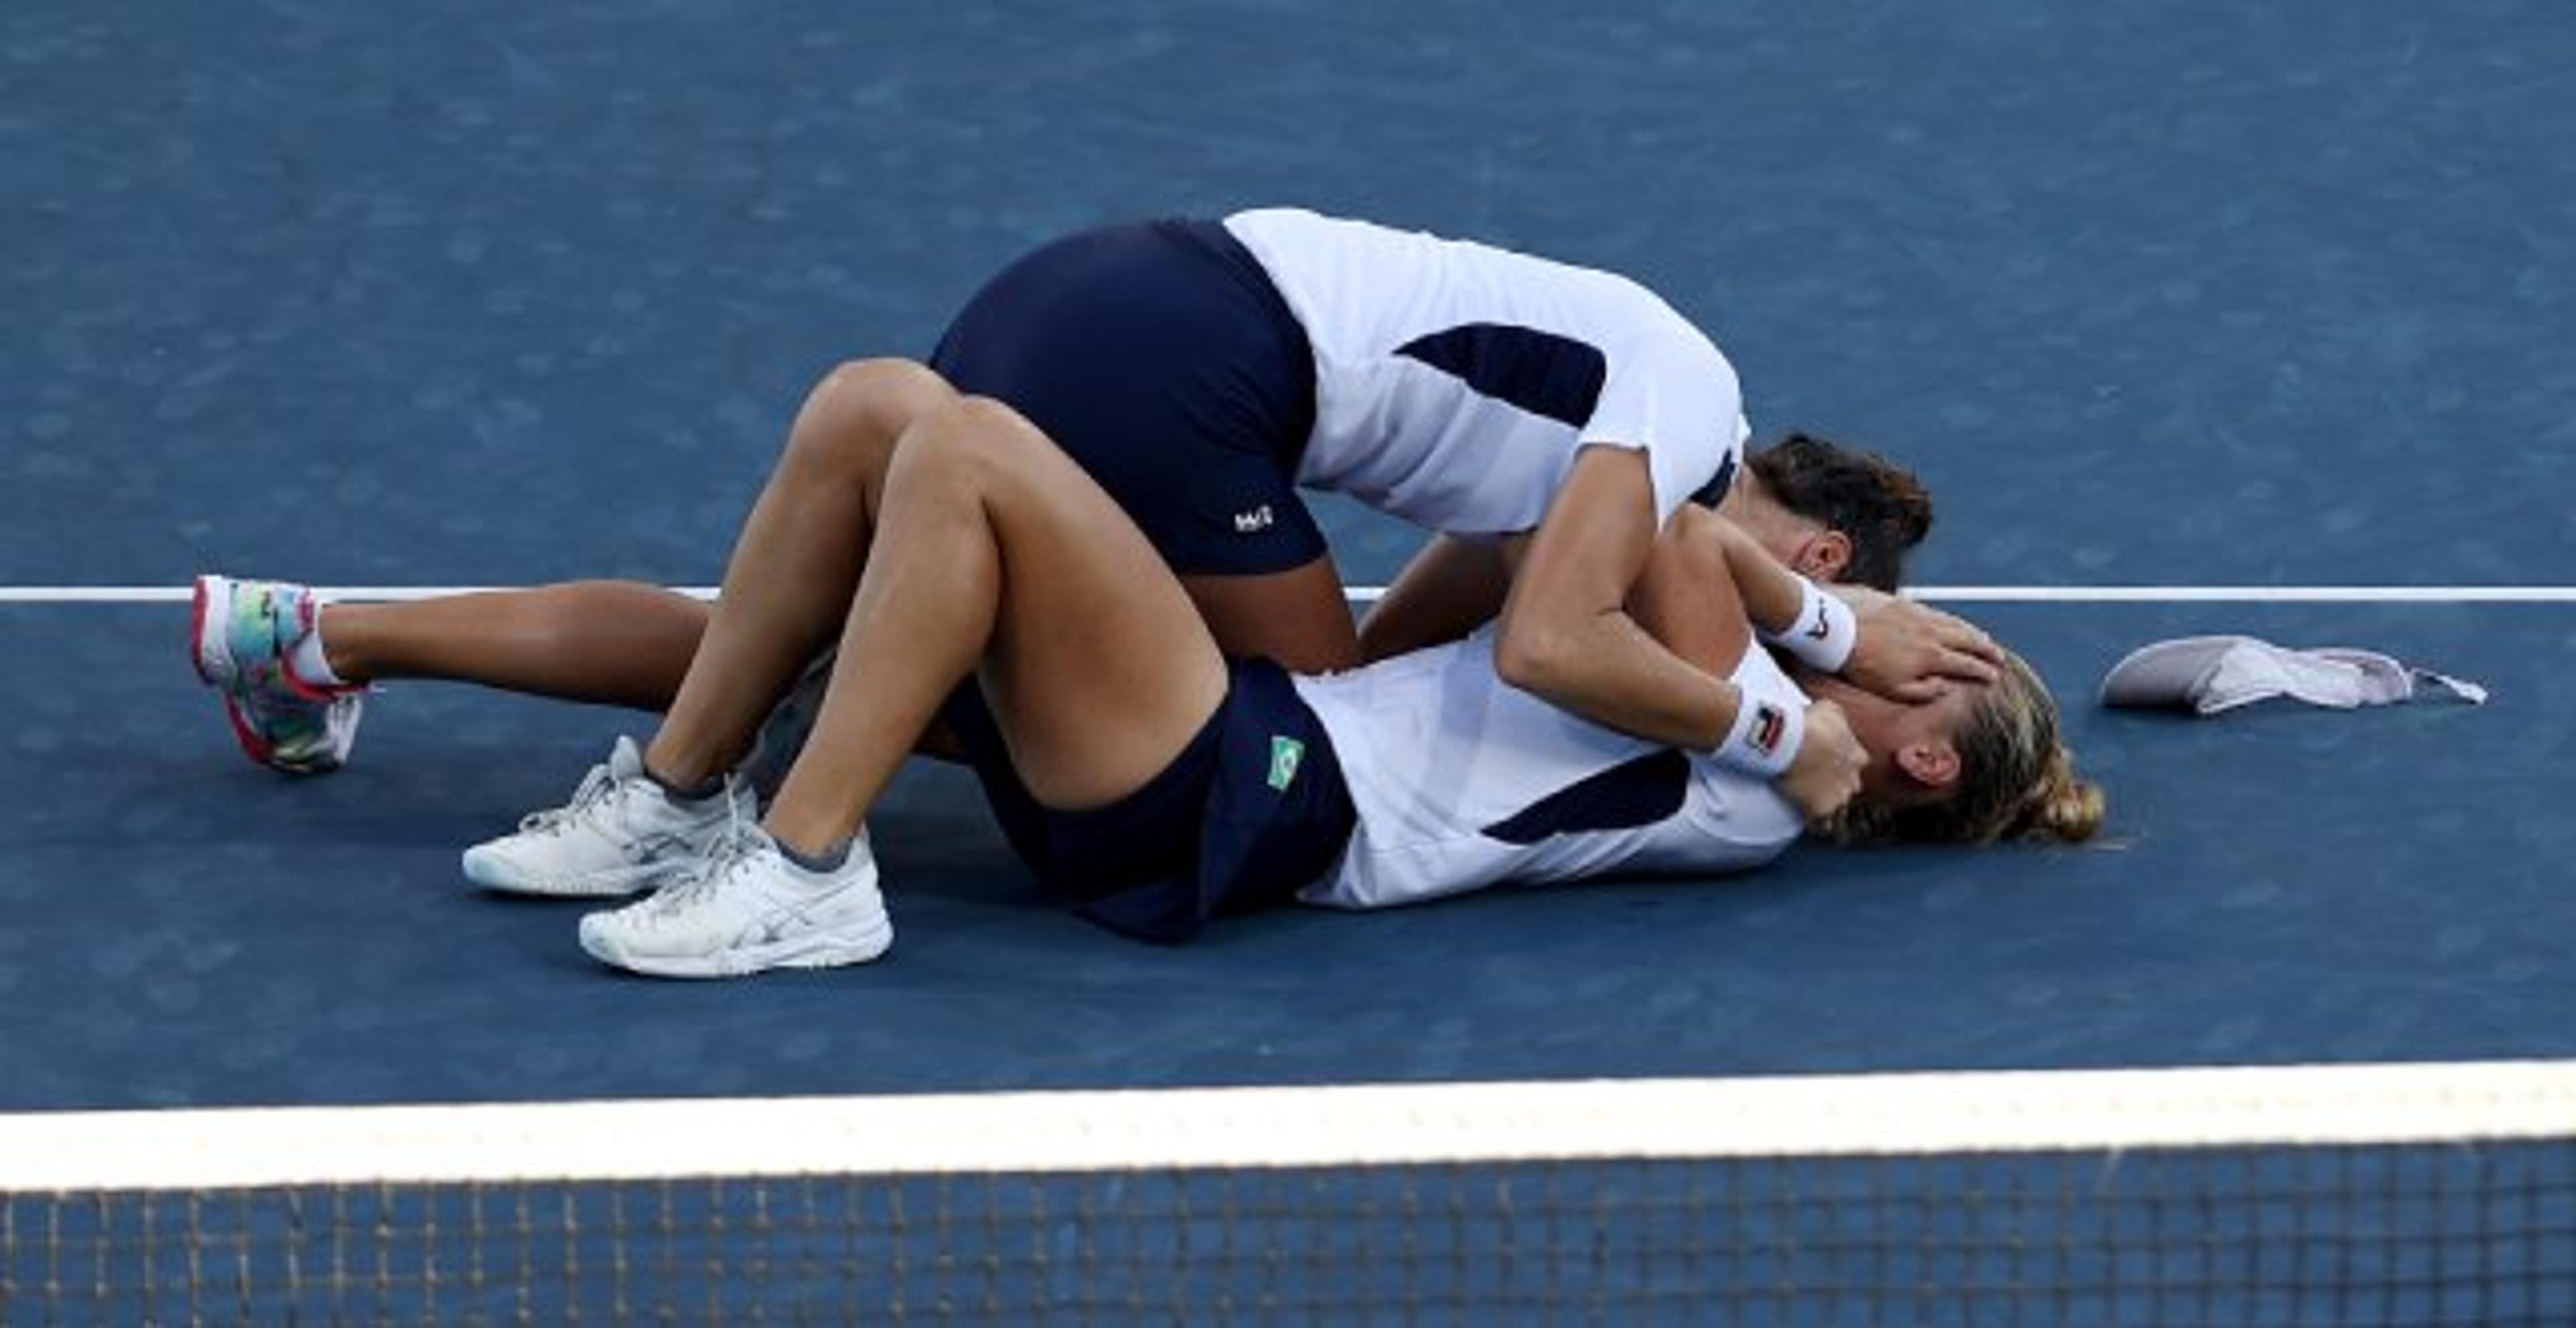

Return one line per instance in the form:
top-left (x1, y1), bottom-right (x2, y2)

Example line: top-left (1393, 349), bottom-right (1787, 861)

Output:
top-left (1999, 743), bottom-right (2106, 844)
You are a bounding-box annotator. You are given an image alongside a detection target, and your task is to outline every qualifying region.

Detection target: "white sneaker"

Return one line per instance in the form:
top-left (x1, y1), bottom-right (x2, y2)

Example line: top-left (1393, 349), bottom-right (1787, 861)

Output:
top-left (462, 736), bottom-right (752, 898)
top-left (577, 822), bottom-right (892, 979)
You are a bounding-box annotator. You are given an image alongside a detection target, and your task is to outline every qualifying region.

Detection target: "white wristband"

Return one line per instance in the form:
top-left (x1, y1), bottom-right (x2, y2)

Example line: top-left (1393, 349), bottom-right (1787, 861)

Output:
top-left (1712, 685), bottom-right (1805, 779)
top-left (1766, 580), bottom-right (1858, 674)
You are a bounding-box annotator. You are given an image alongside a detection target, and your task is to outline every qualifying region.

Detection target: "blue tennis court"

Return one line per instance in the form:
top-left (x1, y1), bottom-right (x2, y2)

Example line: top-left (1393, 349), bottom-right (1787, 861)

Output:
top-left (5, 1), bottom-right (2571, 1320)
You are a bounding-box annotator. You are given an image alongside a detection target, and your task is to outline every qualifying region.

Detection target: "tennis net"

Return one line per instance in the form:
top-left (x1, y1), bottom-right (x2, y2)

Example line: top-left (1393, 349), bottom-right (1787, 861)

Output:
top-left (3, 1060), bottom-right (2571, 1324)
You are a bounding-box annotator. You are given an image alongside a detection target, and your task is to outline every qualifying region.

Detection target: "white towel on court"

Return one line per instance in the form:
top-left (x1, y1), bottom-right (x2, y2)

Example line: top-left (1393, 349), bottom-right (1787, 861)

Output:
top-left (2098, 635), bottom-right (2489, 716)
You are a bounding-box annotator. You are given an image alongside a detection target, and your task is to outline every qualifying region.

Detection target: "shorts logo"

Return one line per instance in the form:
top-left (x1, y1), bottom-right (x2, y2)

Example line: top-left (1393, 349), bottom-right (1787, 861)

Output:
top-left (1803, 614), bottom-right (1832, 642)
top-left (1750, 703), bottom-right (1788, 757)
top-left (1267, 736), bottom-right (1305, 791)
top-left (1234, 504), bottom-right (1275, 534)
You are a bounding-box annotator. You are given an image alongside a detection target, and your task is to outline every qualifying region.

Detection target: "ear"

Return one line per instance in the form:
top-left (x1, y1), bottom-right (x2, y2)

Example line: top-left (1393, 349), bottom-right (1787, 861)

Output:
top-left (1894, 739), bottom-right (1961, 790)
top-left (1796, 530), bottom-right (1854, 583)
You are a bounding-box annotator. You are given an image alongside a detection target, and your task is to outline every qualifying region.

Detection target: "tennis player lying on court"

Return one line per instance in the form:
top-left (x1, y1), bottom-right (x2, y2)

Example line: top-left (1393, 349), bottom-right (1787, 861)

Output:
top-left (189, 433), bottom-right (1933, 776)
top-left (453, 389), bottom-right (2096, 977)
top-left (192, 207), bottom-right (1991, 774)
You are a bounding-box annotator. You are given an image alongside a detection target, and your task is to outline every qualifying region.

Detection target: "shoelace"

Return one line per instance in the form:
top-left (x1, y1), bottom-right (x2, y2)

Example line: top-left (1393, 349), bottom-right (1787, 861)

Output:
top-left (514, 763), bottom-right (618, 836)
top-left (645, 784), bottom-right (763, 917)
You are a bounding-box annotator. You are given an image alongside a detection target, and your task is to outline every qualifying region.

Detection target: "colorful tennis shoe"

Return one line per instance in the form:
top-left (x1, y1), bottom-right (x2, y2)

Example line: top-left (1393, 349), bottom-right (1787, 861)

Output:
top-left (191, 574), bottom-right (364, 775)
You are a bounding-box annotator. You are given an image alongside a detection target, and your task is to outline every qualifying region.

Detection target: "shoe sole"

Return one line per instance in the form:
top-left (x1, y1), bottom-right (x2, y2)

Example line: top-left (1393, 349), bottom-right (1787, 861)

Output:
top-left (462, 848), bottom-right (680, 899)
top-left (578, 918), bottom-right (895, 979)
top-left (190, 575), bottom-right (231, 686)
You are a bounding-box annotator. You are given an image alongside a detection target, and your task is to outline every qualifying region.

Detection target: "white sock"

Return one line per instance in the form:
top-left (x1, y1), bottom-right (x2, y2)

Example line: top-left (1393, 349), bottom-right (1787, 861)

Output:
top-left (288, 608), bottom-right (347, 687)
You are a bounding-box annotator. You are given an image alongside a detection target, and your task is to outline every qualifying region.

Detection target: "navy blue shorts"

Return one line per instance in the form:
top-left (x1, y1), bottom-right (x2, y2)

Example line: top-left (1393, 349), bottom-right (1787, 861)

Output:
top-left (927, 219), bottom-right (1326, 577)
top-left (937, 660), bottom-right (1355, 944)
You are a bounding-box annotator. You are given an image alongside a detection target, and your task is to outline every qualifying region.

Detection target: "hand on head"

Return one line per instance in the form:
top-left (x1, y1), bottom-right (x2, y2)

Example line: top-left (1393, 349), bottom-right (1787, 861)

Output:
top-left (1835, 586), bottom-right (2006, 704)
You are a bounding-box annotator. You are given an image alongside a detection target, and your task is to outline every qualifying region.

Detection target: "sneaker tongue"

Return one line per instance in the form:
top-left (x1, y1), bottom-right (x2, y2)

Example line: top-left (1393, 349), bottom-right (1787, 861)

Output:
top-left (608, 735), bottom-right (646, 779)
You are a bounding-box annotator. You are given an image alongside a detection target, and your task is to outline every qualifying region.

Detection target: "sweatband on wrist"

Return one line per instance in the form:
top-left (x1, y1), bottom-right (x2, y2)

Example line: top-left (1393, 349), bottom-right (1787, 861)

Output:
top-left (1712, 686), bottom-right (1805, 779)
top-left (1764, 581), bottom-right (1858, 674)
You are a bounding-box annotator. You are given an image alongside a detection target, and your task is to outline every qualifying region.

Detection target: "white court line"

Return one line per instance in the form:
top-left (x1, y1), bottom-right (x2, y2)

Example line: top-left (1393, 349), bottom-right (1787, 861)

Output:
top-left (1, 1058), bottom-right (2570, 1191)
top-left (7, 584), bottom-right (2576, 605)
top-left (1907, 585), bottom-right (2576, 604)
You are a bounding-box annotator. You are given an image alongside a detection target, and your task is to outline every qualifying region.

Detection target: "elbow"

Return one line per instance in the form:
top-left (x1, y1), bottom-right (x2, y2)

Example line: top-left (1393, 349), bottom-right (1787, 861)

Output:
top-left (1491, 614), bottom-right (1579, 697)
top-left (1352, 616), bottom-right (1409, 666)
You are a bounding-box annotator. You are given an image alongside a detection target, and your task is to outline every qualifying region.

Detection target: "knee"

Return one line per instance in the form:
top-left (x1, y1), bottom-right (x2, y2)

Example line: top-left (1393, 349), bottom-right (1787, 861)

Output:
top-left (784, 357), bottom-right (955, 475)
top-left (816, 356), bottom-right (947, 404)
top-left (886, 395), bottom-right (1046, 491)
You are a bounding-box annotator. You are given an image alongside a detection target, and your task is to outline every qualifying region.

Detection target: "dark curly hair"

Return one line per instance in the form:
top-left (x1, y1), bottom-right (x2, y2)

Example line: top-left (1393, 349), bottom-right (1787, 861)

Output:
top-left (1737, 433), bottom-right (1935, 592)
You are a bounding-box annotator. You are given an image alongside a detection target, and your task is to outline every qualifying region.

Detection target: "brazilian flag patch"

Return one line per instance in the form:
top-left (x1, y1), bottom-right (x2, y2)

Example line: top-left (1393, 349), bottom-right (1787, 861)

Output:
top-left (1267, 736), bottom-right (1305, 791)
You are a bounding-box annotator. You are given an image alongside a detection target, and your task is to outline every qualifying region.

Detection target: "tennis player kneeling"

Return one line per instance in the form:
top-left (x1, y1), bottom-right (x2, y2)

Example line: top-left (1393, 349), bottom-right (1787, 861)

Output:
top-left (485, 396), bottom-right (2100, 978)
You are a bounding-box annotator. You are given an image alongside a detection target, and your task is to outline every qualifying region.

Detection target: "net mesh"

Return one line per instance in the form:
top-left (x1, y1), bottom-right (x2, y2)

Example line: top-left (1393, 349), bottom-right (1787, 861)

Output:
top-left (5, 1064), bottom-right (2572, 1325)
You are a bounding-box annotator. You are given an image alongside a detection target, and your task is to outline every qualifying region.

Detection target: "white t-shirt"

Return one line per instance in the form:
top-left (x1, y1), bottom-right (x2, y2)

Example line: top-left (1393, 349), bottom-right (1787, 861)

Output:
top-left (1223, 208), bottom-right (1750, 533)
top-left (1292, 631), bottom-right (1809, 910)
